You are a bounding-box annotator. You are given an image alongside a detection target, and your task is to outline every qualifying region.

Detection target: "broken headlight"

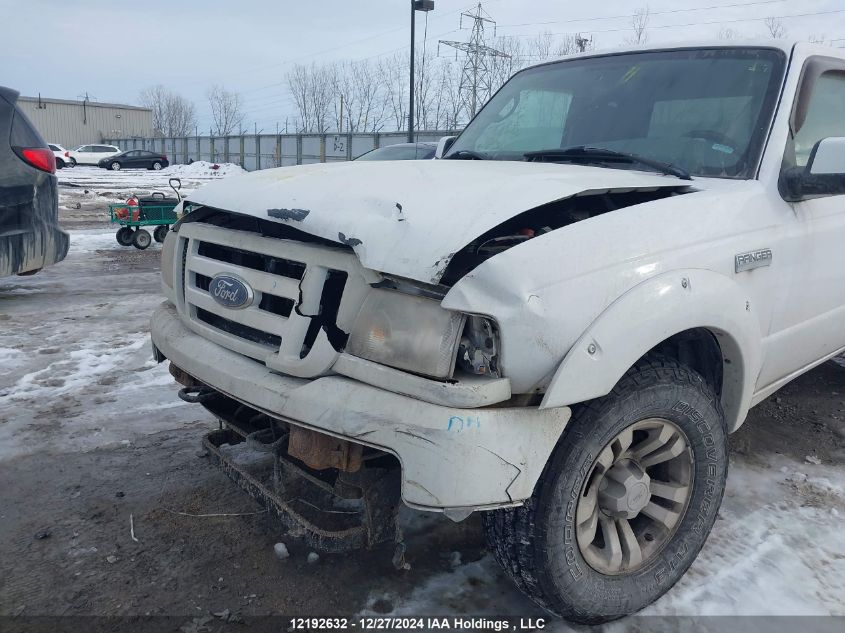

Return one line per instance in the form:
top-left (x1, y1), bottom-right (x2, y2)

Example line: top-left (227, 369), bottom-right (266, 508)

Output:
top-left (457, 316), bottom-right (500, 378)
top-left (346, 289), bottom-right (465, 379)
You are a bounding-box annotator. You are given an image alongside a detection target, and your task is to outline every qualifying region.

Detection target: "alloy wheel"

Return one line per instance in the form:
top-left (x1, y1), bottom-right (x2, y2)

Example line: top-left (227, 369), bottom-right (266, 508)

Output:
top-left (576, 417), bottom-right (694, 575)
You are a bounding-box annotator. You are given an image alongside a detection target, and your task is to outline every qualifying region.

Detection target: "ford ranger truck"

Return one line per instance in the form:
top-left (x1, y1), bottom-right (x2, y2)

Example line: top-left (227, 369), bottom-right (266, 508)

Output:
top-left (151, 42), bottom-right (845, 622)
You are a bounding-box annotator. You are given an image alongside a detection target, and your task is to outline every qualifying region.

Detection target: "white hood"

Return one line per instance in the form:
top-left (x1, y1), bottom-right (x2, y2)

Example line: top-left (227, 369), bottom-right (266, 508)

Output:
top-left (185, 160), bottom-right (689, 284)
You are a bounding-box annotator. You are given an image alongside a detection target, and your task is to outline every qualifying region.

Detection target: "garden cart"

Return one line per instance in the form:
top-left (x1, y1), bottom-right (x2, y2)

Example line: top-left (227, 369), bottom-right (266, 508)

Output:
top-left (109, 178), bottom-right (182, 249)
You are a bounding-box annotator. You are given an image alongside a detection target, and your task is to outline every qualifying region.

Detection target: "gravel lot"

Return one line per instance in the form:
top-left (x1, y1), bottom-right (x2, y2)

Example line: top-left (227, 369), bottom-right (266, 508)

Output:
top-left (1, 167), bottom-right (843, 630)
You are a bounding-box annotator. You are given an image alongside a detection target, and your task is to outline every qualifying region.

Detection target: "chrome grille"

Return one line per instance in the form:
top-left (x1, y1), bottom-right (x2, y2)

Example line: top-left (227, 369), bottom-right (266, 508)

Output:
top-left (176, 221), bottom-right (375, 377)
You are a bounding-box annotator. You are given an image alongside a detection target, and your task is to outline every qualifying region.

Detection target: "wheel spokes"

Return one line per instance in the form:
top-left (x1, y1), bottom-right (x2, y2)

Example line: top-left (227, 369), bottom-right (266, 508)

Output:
top-left (649, 480), bottom-right (690, 503)
top-left (575, 417), bottom-right (695, 575)
top-left (641, 500), bottom-right (682, 530)
top-left (630, 424), bottom-right (674, 460)
top-left (640, 433), bottom-right (686, 468)
top-left (611, 426), bottom-right (634, 459)
top-left (577, 504), bottom-right (599, 544)
top-left (598, 516), bottom-right (623, 570)
top-left (617, 518), bottom-right (643, 569)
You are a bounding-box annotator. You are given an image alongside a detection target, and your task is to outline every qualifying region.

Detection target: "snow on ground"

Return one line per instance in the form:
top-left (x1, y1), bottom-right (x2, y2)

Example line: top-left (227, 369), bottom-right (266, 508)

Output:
top-left (0, 229), bottom-right (206, 461)
top-left (57, 161), bottom-right (247, 201)
top-left (363, 450), bottom-right (845, 627)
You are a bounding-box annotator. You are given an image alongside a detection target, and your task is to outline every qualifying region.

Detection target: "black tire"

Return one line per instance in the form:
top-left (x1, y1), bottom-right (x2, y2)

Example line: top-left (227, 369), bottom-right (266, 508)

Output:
top-left (132, 229), bottom-right (152, 250)
top-left (56, 158), bottom-right (65, 169)
top-left (110, 162), bottom-right (121, 171)
top-left (116, 227), bottom-right (135, 246)
top-left (70, 157), bottom-right (77, 166)
top-left (483, 356), bottom-right (728, 624)
top-left (153, 225), bottom-right (168, 243)
top-left (152, 161), bottom-right (163, 171)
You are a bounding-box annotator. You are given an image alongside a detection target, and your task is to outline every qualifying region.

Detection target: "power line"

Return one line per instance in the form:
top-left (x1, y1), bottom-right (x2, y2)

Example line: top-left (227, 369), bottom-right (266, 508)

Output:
top-left (507, 7), bottom-right (845, 39)
top-left (496, 0), bottom-right (793, 29)
top-left (440, 3), bottom-right (510, 120)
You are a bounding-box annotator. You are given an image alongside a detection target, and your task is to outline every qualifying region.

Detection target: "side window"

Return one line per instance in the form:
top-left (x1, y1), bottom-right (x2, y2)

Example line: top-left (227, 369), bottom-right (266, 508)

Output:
top-left (80, 146), bottom-right (91, 152)
top-left (10, 106), bottom-right (46, 148)
top-left (793, 70), bottom-right (845, 167)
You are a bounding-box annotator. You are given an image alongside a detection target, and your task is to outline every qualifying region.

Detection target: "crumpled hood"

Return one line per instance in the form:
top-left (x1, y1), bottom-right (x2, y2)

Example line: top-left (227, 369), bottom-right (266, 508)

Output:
top-left (185, 160), bottom-right (690, 284)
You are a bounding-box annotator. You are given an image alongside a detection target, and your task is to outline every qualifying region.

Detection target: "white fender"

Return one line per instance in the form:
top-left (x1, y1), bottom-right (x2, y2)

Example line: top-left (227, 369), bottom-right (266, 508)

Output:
top-left (540, 269), bottom-right (762, 432)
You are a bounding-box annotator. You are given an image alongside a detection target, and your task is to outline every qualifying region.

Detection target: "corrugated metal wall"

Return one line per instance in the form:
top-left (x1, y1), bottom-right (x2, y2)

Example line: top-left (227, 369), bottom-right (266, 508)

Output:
top-left (17, 97), bottom-right (153, 149)
top-left (105, 131), bottom-right (458, 171)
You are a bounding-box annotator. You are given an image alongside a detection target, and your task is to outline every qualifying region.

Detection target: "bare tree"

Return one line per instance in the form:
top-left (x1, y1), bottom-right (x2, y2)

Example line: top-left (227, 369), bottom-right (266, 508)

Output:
top-left (527, 32), bottom-right (555, 61)
top-left (764, 17), bottom-right (786, 39)
top-left (379, 53), bottom-right (410, 131)
top-left (138, 85), bottom-right (196, 137)
top-left (208, 85), bottom-right (244, 136)
top-left (808, 33), bottom-right (827, 44)
top-left (718, 27), bottom-right (740, 40)
top-left (332, 60), bottom-right (388, 133)
top-left (628, 6), bottom-right (650, 45)
top-left (286, 64), bottom-right (336, 134)
top-left (288, 64), bottom-right (315, 132)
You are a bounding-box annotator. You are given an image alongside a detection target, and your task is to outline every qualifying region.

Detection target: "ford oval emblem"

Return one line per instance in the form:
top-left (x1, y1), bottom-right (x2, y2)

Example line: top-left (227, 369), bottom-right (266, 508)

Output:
top-left (209, 274), bottom-right (254, 309)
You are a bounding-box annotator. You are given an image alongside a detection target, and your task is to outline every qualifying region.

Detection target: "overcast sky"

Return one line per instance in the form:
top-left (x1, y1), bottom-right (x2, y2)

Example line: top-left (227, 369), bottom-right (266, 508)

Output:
top-left (2, 0), bottom-right (843, 131)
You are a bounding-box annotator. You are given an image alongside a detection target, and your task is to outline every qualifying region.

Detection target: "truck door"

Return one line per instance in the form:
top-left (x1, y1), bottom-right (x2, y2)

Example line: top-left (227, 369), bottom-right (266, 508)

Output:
top-left (761, 56), bottom-right (845, 388)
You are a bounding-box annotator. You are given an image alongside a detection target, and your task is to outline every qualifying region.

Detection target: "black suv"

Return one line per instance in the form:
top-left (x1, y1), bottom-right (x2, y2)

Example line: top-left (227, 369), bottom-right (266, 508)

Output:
top-left (0, 86), bottom-right (69, 277)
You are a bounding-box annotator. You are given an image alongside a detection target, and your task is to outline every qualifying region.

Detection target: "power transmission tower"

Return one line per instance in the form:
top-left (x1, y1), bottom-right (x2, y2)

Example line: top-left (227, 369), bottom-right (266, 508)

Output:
top-left (439, 3), bottom-right (510, 121)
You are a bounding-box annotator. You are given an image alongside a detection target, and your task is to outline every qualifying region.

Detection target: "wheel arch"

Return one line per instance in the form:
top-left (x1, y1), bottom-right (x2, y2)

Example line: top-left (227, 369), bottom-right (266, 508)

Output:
top-left (539, 269), bottom-right (761, 432)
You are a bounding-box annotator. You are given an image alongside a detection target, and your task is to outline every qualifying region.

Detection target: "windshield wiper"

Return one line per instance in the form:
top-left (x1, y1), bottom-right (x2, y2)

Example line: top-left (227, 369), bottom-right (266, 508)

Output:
top-left (444, 149), bottom-right (488, 160)
top-left (524, 146), bottom-right (692, 181)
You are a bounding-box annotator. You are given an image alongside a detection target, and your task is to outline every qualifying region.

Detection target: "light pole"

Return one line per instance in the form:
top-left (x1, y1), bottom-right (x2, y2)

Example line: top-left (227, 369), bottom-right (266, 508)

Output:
top-left (409, 0), bottom-right (434, 143)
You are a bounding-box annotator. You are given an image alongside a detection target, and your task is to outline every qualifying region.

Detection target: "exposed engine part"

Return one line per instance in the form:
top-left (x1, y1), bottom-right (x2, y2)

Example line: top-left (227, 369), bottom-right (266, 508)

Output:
top-left (288, 425), bottom-right (364, 473)
top-left (457, 316), bottom-right (500, 377)
top-left (189, 385), bottom-right (404, 555)
top-left (440, 188), bottom-right (686, 286)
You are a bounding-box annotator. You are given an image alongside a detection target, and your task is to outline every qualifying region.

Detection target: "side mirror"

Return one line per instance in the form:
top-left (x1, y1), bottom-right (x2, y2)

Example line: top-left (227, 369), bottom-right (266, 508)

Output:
top-left (435, 136), bottom-right (457, 159)
top-left (781, 137), bottom-right (845, 202)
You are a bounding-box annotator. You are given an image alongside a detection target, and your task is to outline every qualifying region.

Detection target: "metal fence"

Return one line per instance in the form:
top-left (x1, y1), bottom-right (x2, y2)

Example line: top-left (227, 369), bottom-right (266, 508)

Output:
top-left (104, 131), bottom-right (459, 171)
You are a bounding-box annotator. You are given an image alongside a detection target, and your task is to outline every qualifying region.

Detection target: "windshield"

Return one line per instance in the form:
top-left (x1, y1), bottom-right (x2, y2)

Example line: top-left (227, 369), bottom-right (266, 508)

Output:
top-left (446, 47), bottom-right (786, 179)
top-left (356, 144), bottom-right (435, 161)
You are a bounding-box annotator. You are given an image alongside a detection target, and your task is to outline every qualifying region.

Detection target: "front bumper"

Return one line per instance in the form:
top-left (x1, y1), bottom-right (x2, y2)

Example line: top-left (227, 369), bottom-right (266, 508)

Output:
top-left (152, 301), bottom-right (570, 512)
top-left (0, 226), bottom-right (69, 277)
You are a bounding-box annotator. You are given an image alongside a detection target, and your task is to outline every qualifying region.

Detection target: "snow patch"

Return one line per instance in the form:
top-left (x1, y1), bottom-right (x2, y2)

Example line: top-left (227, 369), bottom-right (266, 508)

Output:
top-left (367, 454), bottom-right (845, 620)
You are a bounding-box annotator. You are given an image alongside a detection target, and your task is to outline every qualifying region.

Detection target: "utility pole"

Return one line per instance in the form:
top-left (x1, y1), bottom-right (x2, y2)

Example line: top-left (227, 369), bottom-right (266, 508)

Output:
top-left (409, 1), bottom-right (435, 143)
top-left (439, 3), bottom-right (509, 121)
top-left (77, 91), bottom-right (92, 124)
top-left (340, 94), bottom-right (344, 133)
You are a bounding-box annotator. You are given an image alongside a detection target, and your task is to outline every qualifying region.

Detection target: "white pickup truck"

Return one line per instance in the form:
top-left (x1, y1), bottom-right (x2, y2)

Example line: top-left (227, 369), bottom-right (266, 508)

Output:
top-left (151, 41), bottom-right (845, 622)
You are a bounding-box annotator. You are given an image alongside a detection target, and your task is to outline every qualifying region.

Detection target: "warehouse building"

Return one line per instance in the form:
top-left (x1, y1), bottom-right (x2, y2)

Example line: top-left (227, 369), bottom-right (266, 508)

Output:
top-left (16, 95), bottom-right (153, 149)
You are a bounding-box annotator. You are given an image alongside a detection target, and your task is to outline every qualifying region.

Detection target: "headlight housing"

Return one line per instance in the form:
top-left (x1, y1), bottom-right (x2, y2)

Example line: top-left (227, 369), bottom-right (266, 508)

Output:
top-left (346, 289), bottom-right (465, 379)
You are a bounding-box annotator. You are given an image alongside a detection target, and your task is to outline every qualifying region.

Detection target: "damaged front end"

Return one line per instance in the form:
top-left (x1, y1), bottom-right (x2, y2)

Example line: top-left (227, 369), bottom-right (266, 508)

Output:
top-left (163, 205), bottom-right (511, 403)
top-left (175, 366), bottom-right (404, 557)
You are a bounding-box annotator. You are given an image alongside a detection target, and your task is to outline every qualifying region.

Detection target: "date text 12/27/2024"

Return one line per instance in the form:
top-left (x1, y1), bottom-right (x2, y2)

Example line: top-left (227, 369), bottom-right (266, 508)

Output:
top-left (289, 617), bottom-right (547, 631)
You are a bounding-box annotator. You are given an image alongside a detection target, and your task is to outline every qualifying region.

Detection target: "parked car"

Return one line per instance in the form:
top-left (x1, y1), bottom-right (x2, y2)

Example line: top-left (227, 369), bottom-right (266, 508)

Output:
top-left (1, 86), bottom-right (69, 277)
top-left (67, 144), bottom-right (120, 166)
top-left (47, 143), bottom-right (72, 169)
top-left (355, 141), bottom-right (437, 161)
top-left (99, 150), bottom-right (169, 171)
top-left (151, 42), bottom-right (845, 622)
